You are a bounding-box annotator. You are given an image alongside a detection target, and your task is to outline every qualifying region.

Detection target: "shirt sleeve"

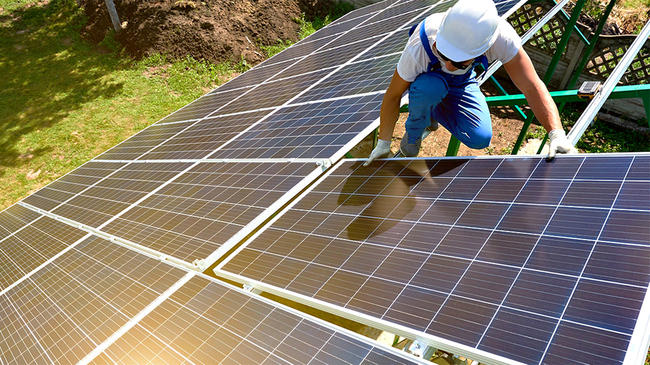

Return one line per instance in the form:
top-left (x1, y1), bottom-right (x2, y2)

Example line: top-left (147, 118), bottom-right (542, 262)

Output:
top-left (396, 47), bottom-right (421, 82)
top-left (486, 19), bottom-right (522, 64)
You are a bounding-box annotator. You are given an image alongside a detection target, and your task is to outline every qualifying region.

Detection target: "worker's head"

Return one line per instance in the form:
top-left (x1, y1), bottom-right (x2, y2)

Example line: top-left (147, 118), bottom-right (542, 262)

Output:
top-left (436, 0), bottom-right (500, 63)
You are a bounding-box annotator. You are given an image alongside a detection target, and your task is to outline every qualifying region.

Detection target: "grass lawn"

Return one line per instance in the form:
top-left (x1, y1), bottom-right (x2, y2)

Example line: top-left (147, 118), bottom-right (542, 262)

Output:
top-left (0, 0), bottom-right (242, 211)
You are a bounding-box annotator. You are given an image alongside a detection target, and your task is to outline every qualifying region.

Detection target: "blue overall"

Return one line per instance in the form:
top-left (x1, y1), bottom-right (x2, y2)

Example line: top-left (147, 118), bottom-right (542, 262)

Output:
top-left (405, 21), bottom-right (492, 149)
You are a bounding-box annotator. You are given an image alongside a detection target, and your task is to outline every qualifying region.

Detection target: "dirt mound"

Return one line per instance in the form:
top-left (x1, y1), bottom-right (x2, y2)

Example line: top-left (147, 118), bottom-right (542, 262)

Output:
top-left (81, 0), bottom-right (339, 64)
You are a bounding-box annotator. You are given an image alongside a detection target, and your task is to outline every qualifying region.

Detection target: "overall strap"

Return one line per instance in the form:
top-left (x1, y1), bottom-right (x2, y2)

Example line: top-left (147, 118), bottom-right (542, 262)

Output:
top-left (476, 55), bottom-right (489, 70)
top-left (418, 20), bottom-right (437, 71)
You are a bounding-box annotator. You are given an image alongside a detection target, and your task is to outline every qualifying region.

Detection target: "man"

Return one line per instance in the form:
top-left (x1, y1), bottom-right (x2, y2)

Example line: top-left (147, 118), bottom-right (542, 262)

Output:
top-left (364, 0), bottom-right (573, 166)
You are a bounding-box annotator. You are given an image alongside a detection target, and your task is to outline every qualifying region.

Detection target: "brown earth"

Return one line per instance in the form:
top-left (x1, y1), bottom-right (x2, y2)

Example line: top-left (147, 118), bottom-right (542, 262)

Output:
top-left (80, 0), bottom-right (340, 64)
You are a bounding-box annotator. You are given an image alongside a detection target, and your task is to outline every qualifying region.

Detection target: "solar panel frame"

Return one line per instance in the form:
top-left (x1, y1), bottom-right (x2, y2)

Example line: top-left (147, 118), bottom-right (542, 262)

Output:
top-left (91, 271), bottom-right (429, 365)
top-left (216, 153), bottom-right (650, 365)
top-left (22, 161), bottom-right (326, 271)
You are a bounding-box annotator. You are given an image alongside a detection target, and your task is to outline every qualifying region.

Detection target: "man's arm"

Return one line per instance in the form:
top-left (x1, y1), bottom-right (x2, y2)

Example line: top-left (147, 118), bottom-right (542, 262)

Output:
top-left (503, 48), bottom-right (561, 132)
top-left (504, 48), bottom-right (573, 158)
top-left (379, 69), bottom-right (411, 140)
top-left (364, 69), bottom-right (411, 166)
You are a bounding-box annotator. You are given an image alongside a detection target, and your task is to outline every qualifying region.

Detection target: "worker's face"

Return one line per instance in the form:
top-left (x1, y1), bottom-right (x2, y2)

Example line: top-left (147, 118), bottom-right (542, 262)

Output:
top-left (435, 44), bottom-right (474, 71)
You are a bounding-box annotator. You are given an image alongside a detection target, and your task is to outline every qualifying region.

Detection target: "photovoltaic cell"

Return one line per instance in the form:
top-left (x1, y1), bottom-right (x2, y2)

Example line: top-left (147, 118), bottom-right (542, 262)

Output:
top-left (47, 162), bottom-right (191, 228)
top-left (255, 34), bottom-right (340, 67)
top-left (0, 216), bottom-right (87, 291)
top-left (95, 122), bottom-right (192, 161)
top-left (218, 155), bottom-right (650, 364)
top-left (100, 162), bottom-right (321, 263)
top-left (0, 235), bottom-right (188, 364)
top-left (494, 0), bottom-right (525, 16)
top-left (222, 69), bottom-right (332, 114)
top-left (361, 31), bottom-right (411, 60)
top-left (211, 58), bottom-right (298, 93)
top-left (269, 36), bottom-right (387, 81)
top-left (156, 86), bottom-right (254, 124)
top-left (0, 205), bottom-right (41, 240)
top-left (294, 54), bottom-right (400, 103)
top-left (211, 94), bottom-right (383, 160)
top-left (303, 12), bottom-right (378, 42)
top-left (324, 8), bottom-right (426, 51)
top-left (23, 161), bottom-right (127, 212)
top-left (138, 111), bottom-right (270, 160)
top-left (100, 274), bottom-right (425, 365)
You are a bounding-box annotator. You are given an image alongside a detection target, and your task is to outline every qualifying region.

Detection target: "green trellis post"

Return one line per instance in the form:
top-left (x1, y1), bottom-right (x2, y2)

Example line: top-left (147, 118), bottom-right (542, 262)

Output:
top-left (535, 0), bottom-right (619, 153)
top-left (510, 0), bottom-right (587, 155)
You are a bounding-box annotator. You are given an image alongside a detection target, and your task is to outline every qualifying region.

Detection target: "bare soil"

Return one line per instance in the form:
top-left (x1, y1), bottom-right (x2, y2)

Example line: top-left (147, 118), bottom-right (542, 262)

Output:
top-left (80, 0), bottom-right (339, 64)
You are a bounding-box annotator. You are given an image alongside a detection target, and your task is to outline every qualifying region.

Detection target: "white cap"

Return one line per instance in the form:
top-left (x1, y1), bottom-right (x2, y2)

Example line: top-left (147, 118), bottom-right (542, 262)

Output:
top-left (436, 0), bottom-right (500, 61)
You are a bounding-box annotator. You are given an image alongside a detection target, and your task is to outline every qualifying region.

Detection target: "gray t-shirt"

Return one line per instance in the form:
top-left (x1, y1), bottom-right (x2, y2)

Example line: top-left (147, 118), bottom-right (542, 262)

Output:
top-left (397, 13), bottom-right (522, 82)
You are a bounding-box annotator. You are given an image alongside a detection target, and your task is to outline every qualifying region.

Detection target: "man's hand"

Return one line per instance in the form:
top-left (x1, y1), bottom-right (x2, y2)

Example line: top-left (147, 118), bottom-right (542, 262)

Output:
top-left (364, 139), bottom-right (391, 166)
top-left (547, 129), bottom-right (573, 159)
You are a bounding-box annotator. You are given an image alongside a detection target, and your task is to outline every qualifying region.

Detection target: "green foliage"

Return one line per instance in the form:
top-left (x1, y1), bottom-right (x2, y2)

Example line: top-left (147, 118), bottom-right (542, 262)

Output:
top-left (560, 107), bottom-right (650, 153)
top-left (260, 39), bottom-right (293, 58)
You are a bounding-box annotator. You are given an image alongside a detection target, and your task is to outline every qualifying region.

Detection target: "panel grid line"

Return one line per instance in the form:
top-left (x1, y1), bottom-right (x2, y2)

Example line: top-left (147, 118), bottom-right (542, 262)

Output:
top-left (538, 156), bottom-right (636, 364)
top-left (476, 157), bottom-right (588, 345)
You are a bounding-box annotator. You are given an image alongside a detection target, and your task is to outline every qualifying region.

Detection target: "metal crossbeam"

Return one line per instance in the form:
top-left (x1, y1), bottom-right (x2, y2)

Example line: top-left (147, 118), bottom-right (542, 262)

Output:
top-left (567, 20), bottom-right (650, 145)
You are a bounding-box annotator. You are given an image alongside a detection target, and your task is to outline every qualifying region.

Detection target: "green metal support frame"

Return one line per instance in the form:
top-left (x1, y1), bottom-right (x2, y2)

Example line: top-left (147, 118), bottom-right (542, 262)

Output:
top-left (510, 0), bottom-right (587, 155)
top-left (535, 0), bottom-right (619, 153)
top-left (487, 85), bottom-right (650, 107)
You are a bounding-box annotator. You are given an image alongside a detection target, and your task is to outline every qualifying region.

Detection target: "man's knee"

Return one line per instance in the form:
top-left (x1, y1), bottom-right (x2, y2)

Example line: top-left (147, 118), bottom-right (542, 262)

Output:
top-left (462, 128), bottom-right (492, 149)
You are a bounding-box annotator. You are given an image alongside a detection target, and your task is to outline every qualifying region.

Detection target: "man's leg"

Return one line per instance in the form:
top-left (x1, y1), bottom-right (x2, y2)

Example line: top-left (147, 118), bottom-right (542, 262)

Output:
top-left (402, 72), bottom-right (449, 156)
top-left (432, 81), bottom-right (492, 150)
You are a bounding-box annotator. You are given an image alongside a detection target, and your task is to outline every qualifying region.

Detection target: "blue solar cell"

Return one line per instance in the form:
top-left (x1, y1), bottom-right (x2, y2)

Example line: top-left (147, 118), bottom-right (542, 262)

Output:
top-left (545, 207), bottom-right (609, 240)
top-left (584, 242), bottom-right (650, 287)
top-left (542, 321), bottom-right (630, 364)
top-left (530, 156), bottom-right (584, 179)
top-left (504, 270), bottom-right (577, 318)
top-left (626, 156), bottom-right (650, 180)
top-left (427, 297), bottom-right (498, 347)
top-left (561, 180), bottom-right (622, 208)
top-left (515, 179), bottom-right (571, 205)
top-left (497, 203), bottom-right (555, 234)
top-left (615, 181), bottom-right (650, 209)
top-left (456, 202), bottom-right (509, 229)
top-left (434, 227), bottom-right (492, 259)
top-left (477, 231), bottom-right (539, 266)
top-left (525, 236), bottom-right (594, 275)
top-left (478, 308), bottom-right (557, 364)
top-left (564, 279), bottom-right (645, 334)
top-left (576, 156), bottom-right (634, 180)
top-left (453, 262), bottom-right (519, 304)
top-left (601, 210), bottom-right (650, 245)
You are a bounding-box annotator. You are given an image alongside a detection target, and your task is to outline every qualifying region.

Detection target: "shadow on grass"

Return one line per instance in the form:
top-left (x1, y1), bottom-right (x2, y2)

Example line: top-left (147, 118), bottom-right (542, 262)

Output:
top-left (0, 0), bottom-right (124, 176)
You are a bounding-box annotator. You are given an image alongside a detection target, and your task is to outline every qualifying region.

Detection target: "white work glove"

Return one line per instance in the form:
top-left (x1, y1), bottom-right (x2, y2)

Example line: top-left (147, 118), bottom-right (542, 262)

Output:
top-left (363, 139), bottom-right (391, 166)
top-left (547, 129), bottom-right (573, 160)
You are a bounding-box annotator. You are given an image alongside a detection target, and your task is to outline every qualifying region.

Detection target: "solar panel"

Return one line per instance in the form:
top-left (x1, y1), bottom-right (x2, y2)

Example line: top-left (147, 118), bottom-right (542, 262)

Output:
top-left (0, 216), bottom-right (88, 291)
top-left (157, 86), bottom-right (255, 124)
top-left (269, 35), bottom-right (391, 82)
top-left (222, 69), bottom-right (332, 114)
top-left (217, 154), bottom-right (650, 364)
top-left (97, 273), bottom-right (427, 364)
top-left (95, 122), bottom-right (193, 160)
top-left (26, 162), bottom-right (191, 227)
top-left (0, 235), bottom-right (189, 364)
top-left (294, 54), bottom-right (400, 103)
top-left (0, 204), bottom-right (41, 239)
top-left (210, 94), bottom-right (384, 161)
top-left (112, 111), bottom-right (270, 161)
top-left (22, 161), bottom-right (127, 211)
top-left (95, 161), bottom-right (323, 266)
